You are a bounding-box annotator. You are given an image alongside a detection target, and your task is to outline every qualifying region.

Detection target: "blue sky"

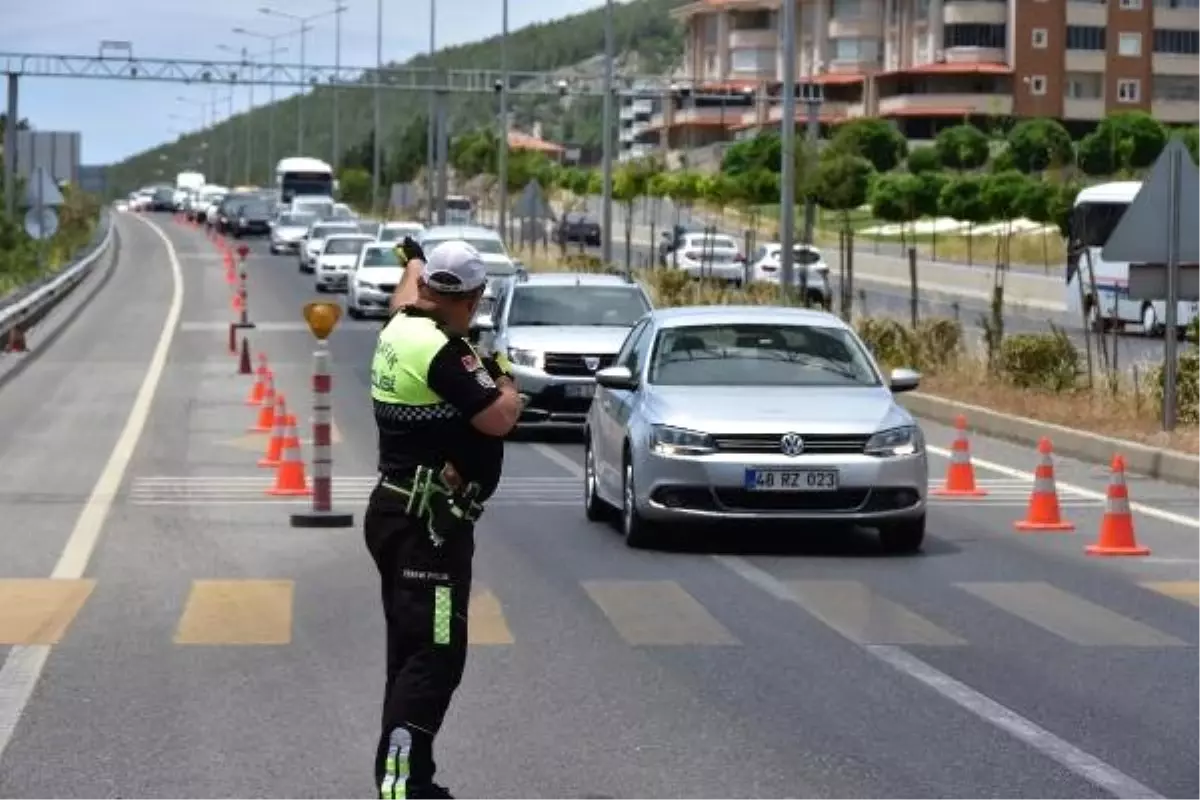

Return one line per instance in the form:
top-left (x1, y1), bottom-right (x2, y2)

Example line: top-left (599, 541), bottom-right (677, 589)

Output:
top-left (0, 0), bottom-right (611, 164)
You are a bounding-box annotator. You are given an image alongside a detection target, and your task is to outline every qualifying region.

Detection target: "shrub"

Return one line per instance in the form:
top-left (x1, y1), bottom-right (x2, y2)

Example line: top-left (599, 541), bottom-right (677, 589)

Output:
top-left (855, 316), bottom-right (963, 372)
top-left (998, 328), bottom-right (1078, 391)
top-left (1147, 351), bottom-right (1200, 424)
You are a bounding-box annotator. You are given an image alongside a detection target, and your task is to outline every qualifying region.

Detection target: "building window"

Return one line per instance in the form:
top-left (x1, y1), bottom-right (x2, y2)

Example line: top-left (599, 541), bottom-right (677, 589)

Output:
top-left (1117, 78), bottom-right (1141, 102)
top-left (1154, 0), bottom-right (1199, 7)
top-left (1030, 75), bottom-right (1048, 95)
top-left (943, 23), bottom-right (1007, 49)
top-left (1065, 72), bottom-right (1104, 98)
top-left (1032, 28), bottom-right (1049, 48)
top-left (1153, 29), bottom-right (1200, 54)
top-left (1118, 32), bottom-right (1142, 55)
top-left (1066, 25), bottom-right (1107, 50)
top-left (1153, 75), bottom-right (1200, 100)
top-left (730, 47), bottom-right (776, 73)
top-left (832, 0), bottom-right (862, 19)
top-left (732, 9), bottom-right (773, 30)
top-left (1119, 0), bottom-right (1142, 8)
top-left (832, 37), bottom-right (881, 62)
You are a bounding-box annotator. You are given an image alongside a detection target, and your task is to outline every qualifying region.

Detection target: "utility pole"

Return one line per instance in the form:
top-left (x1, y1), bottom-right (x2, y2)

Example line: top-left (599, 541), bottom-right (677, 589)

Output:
top-left (599, 0), bottom-right (615, 266)
top-left (5, 73), bottom-right (19, 216)
top-left (372, 0), bottom-right (383, 212)
top-left (498, 0), bottom-right (509, 239)
top-left (425, 0), bottom-right (437, 222)
top-left (332, 2), bottom-right (348, 170)
top-left (242, 47), bottom-right (252, 183)
top-left (232, 27), bottom-right (287, 180)
top-left (778, 0), bottom-right (798, 291)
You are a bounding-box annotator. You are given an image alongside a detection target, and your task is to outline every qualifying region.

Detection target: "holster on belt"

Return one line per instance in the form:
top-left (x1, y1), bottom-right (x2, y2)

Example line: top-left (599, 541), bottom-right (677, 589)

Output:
top-left (381, 465), bottom-right (484, 545)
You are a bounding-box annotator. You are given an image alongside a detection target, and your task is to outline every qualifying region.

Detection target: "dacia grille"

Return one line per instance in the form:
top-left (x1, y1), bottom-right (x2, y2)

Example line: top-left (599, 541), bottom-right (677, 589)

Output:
top-left (543, 353), bottom-right (616, 376)
top-left (710, 433), bottom-right (871, 455)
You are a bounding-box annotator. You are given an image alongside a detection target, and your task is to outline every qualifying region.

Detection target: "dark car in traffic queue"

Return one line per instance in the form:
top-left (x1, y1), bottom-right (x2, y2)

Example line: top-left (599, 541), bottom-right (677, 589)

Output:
top-left (150, 187), bottom-right (176, 212)
top-left (554, 212), bottom-right (602, 247)
top-left (215, 193), bottom-right (259, 235)
top-left (229, 198), bottom-right (274, 238)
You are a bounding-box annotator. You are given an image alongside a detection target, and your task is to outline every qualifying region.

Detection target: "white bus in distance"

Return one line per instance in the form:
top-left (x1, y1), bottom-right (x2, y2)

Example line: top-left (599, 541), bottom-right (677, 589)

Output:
top-left (1066, 180), bottom-right (1198, 337)
top-left (275, 157), bottom-right (335, 204)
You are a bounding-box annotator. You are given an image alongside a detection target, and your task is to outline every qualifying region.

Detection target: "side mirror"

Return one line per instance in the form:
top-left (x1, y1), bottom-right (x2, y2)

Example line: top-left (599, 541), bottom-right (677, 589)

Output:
top-left (595, 365), bottom-right (637, 390)
top-left (888, 367), bottom-right (921, 393)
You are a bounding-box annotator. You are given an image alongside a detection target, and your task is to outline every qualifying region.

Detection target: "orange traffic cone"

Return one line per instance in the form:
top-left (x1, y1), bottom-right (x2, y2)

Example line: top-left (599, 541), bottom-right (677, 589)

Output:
top-left (246, 361), bottom-right (269, 405)
top-left (250, 371), bottom-right (276, 433)
top-left (267, 415), bottom-right (312, 497)
top-left (1015, 438), bottom-right (1074, 532)
top-left (931, 415), bottom-right (987, 497)
top-left (1086, 455), bottom-right (1149, 556)
top-left (258, 396), bottom-right (288, 468)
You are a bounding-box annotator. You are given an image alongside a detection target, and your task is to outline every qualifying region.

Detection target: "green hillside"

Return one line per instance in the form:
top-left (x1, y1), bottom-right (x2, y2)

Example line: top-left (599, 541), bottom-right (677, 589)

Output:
top-left (106, 0), bottom-right (686, 194)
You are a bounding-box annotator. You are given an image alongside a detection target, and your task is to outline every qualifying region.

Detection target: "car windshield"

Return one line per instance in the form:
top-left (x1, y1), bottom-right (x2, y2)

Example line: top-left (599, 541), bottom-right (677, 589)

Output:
top-left (357, 221), bottom-right (381, 235)
top-left (424, 237), bottom-right (506, 256)
top-left (379, 225), bottom-right (423, 242)
top-left (324, 238), bottom-right (369, 255)
top-left (361, 247), bottom-right (402, 267)
top-left (279, 212), bottom-right (316, 227)
top-left (507, 286), bottom-right (650, 327)
top-left (241, 202), bottom-right (269, 216)
top-left (312, 225), bottom-right (357, 240)
top-left (648, 323), bottom-right (880, 387)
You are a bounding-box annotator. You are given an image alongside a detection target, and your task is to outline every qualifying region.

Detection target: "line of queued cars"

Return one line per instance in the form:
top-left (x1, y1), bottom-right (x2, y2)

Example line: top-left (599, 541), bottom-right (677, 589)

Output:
top-left (261, 196), bottom-right (928, 556)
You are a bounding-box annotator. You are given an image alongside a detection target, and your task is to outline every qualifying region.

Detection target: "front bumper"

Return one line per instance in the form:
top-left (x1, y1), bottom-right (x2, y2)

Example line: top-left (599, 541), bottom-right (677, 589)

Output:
top-left (271, 238), bottom-right (301, 252)
top-left (316, 267), bottom-right (352, 290)
top-left (633, 448), bottom-right (928, 524)
top-left (510, 364), bottom-right (598, 425)
top-left (352, 286), bottom-right (393, 315)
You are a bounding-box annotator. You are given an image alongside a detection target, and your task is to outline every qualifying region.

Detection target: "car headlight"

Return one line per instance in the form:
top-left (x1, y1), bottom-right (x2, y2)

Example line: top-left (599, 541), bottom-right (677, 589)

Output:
top-left (865, 425), bottom-right (923, 457)
top-left (507, 348), bottom-right (541, 368)
top-left (650, 425), bottom-right (716, 456)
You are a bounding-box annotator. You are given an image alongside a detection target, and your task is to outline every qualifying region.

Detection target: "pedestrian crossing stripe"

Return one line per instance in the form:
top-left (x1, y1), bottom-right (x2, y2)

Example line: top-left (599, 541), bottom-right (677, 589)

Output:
top-left (125, 476), bottom-right (1104, 508)
top-left (0, 577), bottom-right (1190, 649)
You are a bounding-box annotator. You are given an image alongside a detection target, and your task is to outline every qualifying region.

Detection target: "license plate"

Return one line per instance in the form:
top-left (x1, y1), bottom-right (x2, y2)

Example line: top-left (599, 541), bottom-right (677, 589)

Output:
top-left (564, 384), bottom-right (595, 398)
top-left (744, 468), bottom-right (839, 492)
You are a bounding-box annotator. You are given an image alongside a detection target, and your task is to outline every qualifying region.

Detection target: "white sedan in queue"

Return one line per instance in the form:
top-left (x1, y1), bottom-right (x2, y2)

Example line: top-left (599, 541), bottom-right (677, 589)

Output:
top-left (348, 243), bottom-right (405, 319)
top-left (315, 233), bottom-right (376, 293)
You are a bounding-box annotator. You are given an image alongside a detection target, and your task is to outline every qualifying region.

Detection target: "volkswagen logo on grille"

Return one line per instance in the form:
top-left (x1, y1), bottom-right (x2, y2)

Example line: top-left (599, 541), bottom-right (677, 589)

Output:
top-left (583, 356), bottom-right (601, 372)
top-left (780, 433), bottom-right (805, 456)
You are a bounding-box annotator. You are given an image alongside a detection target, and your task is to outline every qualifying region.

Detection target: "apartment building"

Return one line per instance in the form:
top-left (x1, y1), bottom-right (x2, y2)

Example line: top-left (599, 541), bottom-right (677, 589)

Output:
top-left (619, 83), bottom-right (662, 162)
top-left (646, 0), bottom-right (1198, 144)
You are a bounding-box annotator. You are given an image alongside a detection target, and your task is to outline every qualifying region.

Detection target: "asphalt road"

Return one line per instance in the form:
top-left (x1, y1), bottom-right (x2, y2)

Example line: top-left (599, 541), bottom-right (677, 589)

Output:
top-left (0, 210), bottom-right (1196, 798)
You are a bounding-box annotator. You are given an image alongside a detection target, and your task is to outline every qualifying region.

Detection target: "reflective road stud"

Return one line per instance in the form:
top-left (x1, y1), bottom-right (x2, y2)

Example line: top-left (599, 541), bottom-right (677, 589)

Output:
top-left (291, 301), bottom-right (354, 529)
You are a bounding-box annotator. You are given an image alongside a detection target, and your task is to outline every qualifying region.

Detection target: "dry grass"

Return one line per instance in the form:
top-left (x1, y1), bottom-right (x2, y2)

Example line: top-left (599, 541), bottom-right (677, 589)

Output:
top-left (512, 245), bottom-right (1198, 455)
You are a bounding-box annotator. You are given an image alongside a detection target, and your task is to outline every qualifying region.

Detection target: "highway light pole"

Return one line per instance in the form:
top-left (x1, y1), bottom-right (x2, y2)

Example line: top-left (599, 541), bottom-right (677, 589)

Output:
top-left (233, 27), bottom-right (288, 179)
top-left (498, 0), bottom-right (509, 239)
top-left (372, 0), bottom-right (383, 213)
top-left (260, 5), bottom-right (340, 153)
top-left (600, 0), bottom-right (615, 266)
top-left (331, 1), bottom-right (349, 171)
top-left (217, 44), bottom-right (254, 183)
top-left (426, 0), bottom-right (437, 222)
top-left (176, 95), bottom-right (213, 176)
top-left (778, 0), bottom-right (798, 292)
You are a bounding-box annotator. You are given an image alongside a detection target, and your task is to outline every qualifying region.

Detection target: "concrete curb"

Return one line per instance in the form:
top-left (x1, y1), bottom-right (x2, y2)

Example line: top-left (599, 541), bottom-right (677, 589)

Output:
top-left (900, 391), bottom-right (1200, 486)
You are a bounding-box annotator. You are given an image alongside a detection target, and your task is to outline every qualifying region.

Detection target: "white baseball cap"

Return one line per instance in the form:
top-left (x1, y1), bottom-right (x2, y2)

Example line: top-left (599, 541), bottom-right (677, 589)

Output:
top-left (421, 240), bottom-right (488, 294)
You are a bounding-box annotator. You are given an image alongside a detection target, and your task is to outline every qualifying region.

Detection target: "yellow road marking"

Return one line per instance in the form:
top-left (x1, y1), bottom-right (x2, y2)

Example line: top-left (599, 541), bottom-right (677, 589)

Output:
top-left (468, 587), bottom-right (514, 645)
top-left (1141, 581), bottom-right (1199, 607)
top-left (784, 580), bottom-right (965, 646)
top-left (582, 580), bottom-right (739, 646)
top-left (174, 580), bottom-right (294, 645)
top-left (958, 582), bottom-right (1185, 646)
top-left (0, 579), bottom-right (96, 645)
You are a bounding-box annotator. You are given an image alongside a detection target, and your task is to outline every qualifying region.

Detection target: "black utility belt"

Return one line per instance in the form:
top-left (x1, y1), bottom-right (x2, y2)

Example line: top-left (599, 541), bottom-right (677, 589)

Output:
top-left (378, 465), bottom-right (485, 543)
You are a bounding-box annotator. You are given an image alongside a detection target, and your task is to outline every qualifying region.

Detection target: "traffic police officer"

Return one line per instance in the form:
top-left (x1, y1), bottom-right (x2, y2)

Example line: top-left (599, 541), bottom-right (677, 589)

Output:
top-left (366, 238), bottom-right (522, 799)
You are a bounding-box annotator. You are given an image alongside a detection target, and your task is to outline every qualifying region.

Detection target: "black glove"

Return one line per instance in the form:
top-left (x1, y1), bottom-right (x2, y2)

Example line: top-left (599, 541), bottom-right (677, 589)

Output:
top-left (481, 353), bottom-right (513, 381)
top-left (398, 236), bottom-right (425, 264)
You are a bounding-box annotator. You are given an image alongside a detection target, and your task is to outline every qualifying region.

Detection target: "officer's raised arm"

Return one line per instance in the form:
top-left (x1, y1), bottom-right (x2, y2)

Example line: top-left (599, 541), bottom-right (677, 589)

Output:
top-left (426, 339), bottom-right (522, 438)
top-left (389, 236), bottom-right (427, 314)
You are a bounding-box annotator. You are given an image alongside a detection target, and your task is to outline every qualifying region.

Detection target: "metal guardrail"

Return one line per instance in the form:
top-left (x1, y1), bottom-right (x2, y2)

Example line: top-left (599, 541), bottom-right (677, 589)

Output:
top-left (0, 208), bottom-right (115, 344)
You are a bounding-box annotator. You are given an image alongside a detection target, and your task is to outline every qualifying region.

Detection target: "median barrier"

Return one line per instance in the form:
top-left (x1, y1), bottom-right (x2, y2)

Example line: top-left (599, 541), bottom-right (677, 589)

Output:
top-left (900, 391), bottom-right (1200, 486)
top-left (0, 208), bottom-right (115, 354)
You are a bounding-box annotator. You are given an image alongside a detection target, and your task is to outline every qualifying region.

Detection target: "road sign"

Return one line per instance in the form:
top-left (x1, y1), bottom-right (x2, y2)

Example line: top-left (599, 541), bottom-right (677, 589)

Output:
top-left (23, 207), bottom-right (58, 240)
top-left (513, 179), bottom-right (552, 220)
top-left (1102, 138), bottom-right (1199, 268)
top-left (23, 165), bottom-right (65, 209)
top-left (1100, 137), bottom-right (1198, 432)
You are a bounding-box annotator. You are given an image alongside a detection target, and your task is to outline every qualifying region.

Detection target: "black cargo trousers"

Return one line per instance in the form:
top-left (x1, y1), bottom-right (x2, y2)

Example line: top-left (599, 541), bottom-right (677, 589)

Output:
top-left (364, 478), bottom-right (475, 799)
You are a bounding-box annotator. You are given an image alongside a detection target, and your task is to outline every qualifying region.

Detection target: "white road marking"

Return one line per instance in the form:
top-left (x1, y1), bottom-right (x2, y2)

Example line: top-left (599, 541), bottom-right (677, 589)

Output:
top-left (0, 214), bottom-right (184, 763)
top-left (927, 445), bottom-right (1200, 530)
top-left (530, 442), bottom-right (586, 477)
top-left (714, 555), bottom-right (1165, 800)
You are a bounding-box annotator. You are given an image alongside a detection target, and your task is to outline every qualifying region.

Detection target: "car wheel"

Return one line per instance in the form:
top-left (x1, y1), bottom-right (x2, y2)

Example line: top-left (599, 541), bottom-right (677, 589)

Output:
top-left (879, 514), bottom-right (925, 555)
top-left (621, 454), bottom-right (657, 549)
top-left (314, 283), bottom-right (326, 294)
top-left (348, 304), bottom-right (362, 319)
top-left (583, 435), bottom-right (611, 522)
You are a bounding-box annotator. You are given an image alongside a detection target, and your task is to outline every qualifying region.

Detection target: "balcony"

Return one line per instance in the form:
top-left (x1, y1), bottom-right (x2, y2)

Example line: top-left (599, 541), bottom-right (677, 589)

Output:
top-left (828, 17), bottom-right (884, 38)
top-left (1153, 54), bottom-right (1200, 77)
top-left (943, 47), bottom-right (1008, 64)
top-left (943, 1), bottom-right (1008, 25)
top-left (878, 92), bottom-right (1013, 116)
top-left (728, 29), bottom-right (777, 49)
top-left (1152, 99), bottom-right (1199, 123)
top-left (1063, 98), bottom-right (1106, 120)
top-left (1065, 52), bottom-right (1106, 72)
top-left (1155, 7), bottom-right (1199, 30)
top-left (1066, 2), bottom-right (1106, 26)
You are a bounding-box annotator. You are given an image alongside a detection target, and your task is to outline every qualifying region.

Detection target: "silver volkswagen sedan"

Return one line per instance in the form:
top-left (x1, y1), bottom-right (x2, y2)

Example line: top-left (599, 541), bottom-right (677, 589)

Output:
top-left (583, 305), bottom-right (928, 552)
